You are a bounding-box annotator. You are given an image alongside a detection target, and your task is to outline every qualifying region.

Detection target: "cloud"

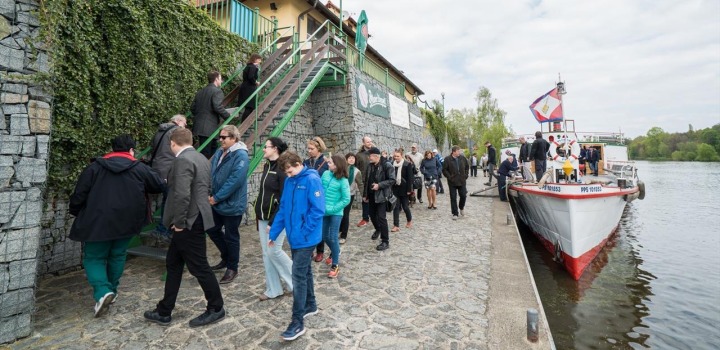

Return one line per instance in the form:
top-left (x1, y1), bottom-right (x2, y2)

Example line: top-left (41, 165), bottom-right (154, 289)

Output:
top-left (342, 0), bottom-right (720, 137)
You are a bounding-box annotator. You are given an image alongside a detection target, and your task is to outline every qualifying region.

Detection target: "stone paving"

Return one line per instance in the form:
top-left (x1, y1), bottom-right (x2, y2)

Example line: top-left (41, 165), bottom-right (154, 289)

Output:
top-left (5, 176), bottom-right (543, 349)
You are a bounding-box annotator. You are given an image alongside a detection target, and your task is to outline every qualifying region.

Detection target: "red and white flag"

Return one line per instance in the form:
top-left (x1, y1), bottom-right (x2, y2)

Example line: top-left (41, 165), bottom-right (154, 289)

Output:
top-left (529, 88), bottom-right (563, 123)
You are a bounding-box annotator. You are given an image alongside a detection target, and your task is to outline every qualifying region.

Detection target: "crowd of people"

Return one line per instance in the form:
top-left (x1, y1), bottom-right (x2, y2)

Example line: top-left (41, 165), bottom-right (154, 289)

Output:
top-left (66, 70), bottom-right (510, 342)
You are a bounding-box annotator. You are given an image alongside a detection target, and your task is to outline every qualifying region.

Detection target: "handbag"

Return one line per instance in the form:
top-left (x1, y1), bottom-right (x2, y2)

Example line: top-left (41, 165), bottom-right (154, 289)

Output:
top-left (385, 193), bottom-right (397, 212)
top-left (412, 176), bottom-right (422, 190)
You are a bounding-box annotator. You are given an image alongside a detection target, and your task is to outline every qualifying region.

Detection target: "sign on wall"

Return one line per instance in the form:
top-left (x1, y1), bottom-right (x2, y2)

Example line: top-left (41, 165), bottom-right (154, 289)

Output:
top-left (388, 93), bottom-right (409, 129)
top-left (356, 75), bottom-right (389, 118)
top-left (410, 112), bottom-right (423, 127)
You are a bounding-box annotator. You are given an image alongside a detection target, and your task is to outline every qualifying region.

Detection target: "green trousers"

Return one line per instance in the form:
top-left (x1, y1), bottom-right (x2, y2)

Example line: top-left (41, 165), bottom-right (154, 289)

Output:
top-left (82, 238), bottom-right (132, 302)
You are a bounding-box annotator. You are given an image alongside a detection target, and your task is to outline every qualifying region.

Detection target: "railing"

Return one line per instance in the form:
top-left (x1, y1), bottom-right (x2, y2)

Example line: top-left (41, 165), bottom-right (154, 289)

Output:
top-left (194, 0), bottom-right (275, 46)
top-left (346, 45), bottom-right (405, 96)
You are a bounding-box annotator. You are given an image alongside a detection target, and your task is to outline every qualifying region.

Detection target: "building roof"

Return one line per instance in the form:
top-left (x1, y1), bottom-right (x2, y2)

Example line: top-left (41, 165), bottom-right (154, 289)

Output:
top-left (308, 0), bottom-right (424, 95)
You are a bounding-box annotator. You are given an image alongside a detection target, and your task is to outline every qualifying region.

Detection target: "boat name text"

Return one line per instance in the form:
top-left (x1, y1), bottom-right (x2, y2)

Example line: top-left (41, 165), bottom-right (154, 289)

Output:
top-left (580, 185), bottom-right (603, 193)
top-left (542, 185), bottom-right (562, 192)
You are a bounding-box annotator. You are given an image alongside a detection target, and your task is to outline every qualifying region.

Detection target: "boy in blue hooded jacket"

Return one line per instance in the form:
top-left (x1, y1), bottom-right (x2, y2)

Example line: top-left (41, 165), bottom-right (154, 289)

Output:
top-left (268, 151), bottom-right (325, 341)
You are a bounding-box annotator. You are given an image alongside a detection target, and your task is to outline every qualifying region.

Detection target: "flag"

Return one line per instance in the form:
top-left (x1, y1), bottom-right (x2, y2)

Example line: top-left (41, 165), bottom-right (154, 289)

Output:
top-left (355, 10), bottom-right (368, 55)
top-left (529, 88), bottom-right (563, 123)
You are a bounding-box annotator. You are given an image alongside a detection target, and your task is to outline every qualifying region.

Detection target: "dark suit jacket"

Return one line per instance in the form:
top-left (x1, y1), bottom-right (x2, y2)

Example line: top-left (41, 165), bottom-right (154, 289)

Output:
top-left (163, 147), bottom-right (215, 231)
top-left (442, 154), bottom-right (470, 187)
top-left (191, 84), bottom-right (230, 137)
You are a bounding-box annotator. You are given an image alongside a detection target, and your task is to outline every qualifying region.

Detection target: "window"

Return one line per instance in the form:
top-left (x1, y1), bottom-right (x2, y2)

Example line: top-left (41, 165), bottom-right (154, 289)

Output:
top-left (307, 16), bottom-right (327, 39)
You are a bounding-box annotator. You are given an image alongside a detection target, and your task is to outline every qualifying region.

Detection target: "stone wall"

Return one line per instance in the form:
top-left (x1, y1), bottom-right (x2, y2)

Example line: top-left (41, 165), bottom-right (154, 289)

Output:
top-left (0, 0), bottom-right (51, 343)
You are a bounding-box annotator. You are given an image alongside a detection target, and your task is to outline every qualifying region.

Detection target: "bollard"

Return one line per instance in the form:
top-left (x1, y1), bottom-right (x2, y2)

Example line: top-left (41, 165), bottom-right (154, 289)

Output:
top-left (507, 213), bottom-right (512, 225)
top-left (527, 308), bottom-right (539, 342)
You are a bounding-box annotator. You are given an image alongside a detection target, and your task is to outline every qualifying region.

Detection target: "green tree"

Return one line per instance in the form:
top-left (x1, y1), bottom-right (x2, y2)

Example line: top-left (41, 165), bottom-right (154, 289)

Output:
top-left (696, 143), bottom-right (720, 161)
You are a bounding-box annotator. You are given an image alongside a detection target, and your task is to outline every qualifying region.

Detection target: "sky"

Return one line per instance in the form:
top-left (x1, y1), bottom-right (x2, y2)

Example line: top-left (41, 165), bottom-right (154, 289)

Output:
top-left (335, 0), bottom-right (720, 138)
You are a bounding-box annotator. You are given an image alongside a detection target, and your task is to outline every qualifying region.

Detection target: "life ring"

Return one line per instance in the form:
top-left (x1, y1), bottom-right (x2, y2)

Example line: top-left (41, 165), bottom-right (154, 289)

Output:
top-left (548, 138), bottom-right (580, 167)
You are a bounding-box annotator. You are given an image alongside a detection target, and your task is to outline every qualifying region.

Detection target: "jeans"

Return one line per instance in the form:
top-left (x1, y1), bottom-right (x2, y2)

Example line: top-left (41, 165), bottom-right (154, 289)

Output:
top-left (498, 175), bottom-right (508, 201)
top-left (448, 184), bottom-right (467, 216)
top-left (487, 163), bottom-right (496, 185)
top-left (155, 187), bottom-right (169, 234)
top-left (322, 215), bottom-right (342, 266)
top-left (206, 211), bottom-right (242, 271)
top-left (368, 197), bottom-right (389, 244)
top-left (291, 247), bottom-right (316, 322)
top-left (158, 216), bottom-right (223, 315)
top-left (392, 195), bottom-right (412, 226)
top-left (436, 177), bottom-right (445, 193)
top-left (340, 195), bottom-right (355, 239)
top-left (258, 220), bottom-right (293, 298)
top-left (534, 159), bottom-right (547, 181)
top-left (83, 237), bottom-right (132, 302)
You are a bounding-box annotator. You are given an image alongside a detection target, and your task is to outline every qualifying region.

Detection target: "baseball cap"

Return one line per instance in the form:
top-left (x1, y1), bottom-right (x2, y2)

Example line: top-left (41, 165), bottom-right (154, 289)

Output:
top-left (368, 147), bottom-right (381, 155)
top-left (432, 149), bottom-right (438, 153)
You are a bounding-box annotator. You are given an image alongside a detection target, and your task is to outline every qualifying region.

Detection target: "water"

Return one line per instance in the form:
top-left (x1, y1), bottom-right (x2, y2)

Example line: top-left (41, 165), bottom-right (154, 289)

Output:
top-left (519, 161), bottom-right (720, 349)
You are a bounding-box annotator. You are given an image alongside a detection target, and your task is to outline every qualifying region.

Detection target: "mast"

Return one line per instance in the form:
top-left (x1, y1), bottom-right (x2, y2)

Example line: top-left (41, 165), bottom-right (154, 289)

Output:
top-left (556, 74), bottom-right (568, 155)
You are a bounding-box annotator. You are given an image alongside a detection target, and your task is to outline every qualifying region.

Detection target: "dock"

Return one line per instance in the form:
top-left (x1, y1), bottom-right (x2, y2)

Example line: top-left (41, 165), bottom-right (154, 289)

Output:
top-left (7, 176), bottom-right (553, 349)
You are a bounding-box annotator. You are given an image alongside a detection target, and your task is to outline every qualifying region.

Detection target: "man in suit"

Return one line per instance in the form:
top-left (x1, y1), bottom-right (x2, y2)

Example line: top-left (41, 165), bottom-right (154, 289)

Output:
top-left (144, 128), bottom-right (226, 328)
top-left (191, 71), bottom-right (231, 158)
top-left (442, 146), bottom-right (470, 220)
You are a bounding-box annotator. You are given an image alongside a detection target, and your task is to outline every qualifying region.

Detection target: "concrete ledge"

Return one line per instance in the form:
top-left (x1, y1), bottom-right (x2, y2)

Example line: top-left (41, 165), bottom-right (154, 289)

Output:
top-left (486, 198), bottom-right (555, 349)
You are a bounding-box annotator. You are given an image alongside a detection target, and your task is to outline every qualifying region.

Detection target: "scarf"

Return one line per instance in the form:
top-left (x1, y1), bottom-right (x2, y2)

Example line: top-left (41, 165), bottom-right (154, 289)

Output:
top-left (393, 159), bottom-right (404, 186)
top-left (348, 165), bottom-right (356, 185)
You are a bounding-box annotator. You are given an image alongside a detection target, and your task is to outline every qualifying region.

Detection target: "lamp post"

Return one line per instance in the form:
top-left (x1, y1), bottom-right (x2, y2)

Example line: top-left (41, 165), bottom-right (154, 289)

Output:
top-left (441, 92), bottom-right (446, 150)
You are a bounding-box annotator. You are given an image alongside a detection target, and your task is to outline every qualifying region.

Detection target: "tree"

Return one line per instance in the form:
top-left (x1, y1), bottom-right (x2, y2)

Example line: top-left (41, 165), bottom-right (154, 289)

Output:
top-left (696, 143), bottom-right (720, 161)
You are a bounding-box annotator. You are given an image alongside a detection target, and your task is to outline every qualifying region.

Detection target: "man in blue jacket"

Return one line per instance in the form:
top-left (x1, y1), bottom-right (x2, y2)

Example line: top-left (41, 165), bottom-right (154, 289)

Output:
top-left (207, 125), bottom-right (249, 284)
top-left (268, 151), bottom-right (325, 341)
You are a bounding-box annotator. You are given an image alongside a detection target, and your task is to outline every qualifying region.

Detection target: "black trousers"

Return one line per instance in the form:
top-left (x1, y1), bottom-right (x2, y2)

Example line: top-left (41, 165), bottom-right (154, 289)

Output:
top-left (197, 136), bottom-right (218, 159)
top-left (157, 216), bottom-right (223, 315)
top-left (448, 184), bottom-right (467, 216)
top-left (339, 195), bottom-right (355, 239)
top-left (368, 197), bottom-right (389, 244)
top-left (471, 166), bottom-right (478, 177)
top-left (393, 195), bottom-right (412, 226)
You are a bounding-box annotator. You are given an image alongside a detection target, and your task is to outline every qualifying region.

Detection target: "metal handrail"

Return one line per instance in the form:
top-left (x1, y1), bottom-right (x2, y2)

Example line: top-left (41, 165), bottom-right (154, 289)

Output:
top-left (197, 20), bottom-right (340, 155)
top-left (193, 0), bottom-right (275, 45)
top-left (259, 26), bottom-right (294, 55)
top-left (346, 45), bottom-right (405, 96)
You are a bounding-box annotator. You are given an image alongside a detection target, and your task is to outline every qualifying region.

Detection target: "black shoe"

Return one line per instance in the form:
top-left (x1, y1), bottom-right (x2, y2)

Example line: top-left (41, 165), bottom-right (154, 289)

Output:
top-left (144, 309), bottom-right (171, 326)
top-left (371, 231), bottom-right (380, 240)
top-left (210, 260), bottom-right (226, 271)
top-left (189, 308), bottom-right (226, 328)
top-left (376, 242), bottom-right (389, 251)
top-left (219, 269), bottom-right (237, 284)
top-left (418, 199), bottom-right (423, 203)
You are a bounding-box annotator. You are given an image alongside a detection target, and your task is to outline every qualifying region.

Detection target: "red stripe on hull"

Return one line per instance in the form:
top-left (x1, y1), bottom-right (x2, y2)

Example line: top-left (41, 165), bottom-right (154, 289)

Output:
top-left (528, 225), bottom-right (619, 280)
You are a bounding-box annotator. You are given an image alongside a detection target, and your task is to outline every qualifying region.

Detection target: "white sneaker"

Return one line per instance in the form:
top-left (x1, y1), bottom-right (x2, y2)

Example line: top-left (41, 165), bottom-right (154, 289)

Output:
top-left (460, 210), bottom-right (464, 217)
top-left (94, 292), bottom-right (115, 317)
top-left (452, 215), bottom-right (458, 220)
top-left (339, 238), bottom-right (346, 244)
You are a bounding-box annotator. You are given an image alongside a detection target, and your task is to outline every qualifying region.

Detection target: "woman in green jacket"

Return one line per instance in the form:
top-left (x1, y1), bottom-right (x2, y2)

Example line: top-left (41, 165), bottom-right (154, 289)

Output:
top-left (321, 154), bottom-right (351, 278)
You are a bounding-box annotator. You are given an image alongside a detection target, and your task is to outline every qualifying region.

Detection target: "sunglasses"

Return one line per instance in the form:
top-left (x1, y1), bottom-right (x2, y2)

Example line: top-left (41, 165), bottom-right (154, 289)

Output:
top-left (218, 135), bottom-right (230, 140)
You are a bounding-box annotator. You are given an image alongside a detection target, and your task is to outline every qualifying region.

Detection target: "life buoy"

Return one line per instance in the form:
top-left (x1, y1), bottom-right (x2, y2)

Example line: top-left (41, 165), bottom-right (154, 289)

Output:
top-left (548, 138), bottom-right (580, 167)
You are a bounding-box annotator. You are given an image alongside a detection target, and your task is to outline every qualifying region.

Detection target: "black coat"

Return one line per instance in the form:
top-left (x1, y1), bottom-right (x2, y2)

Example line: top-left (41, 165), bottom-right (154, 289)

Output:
top-left (237, 63), bottom-right (260, 109)
top-left (363, 160), bottom-right (396, 203)
top-left (69, 155), bottom-right (165, 242)
top-left (191, 84), bottom-right (230, 137)
top-left (519, 142), bottom-right (531, 162)
top-left (530, 138), bottom-right (550, 161)
top-left (254, 159), bottom-right (286, 225)
top-left (442, 155), bottom-right (470, 187)
top-left (487, 145), bottom-right (497, 165)
top-left (392, 162), bottom-right (414, 197)
top-left (498, 158), bottom-right (518, 177)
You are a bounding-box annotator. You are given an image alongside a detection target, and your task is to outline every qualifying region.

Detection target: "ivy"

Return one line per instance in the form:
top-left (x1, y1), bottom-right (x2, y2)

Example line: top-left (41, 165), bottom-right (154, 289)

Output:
top-left (39, 0), bottom-right (258, 196)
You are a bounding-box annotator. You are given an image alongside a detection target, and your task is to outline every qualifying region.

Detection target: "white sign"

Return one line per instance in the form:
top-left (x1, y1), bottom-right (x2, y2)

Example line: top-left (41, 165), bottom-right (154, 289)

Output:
top-left (410, 112), bottom-right (423, 127)
top-left (388, 93), bottom-right (409, 129)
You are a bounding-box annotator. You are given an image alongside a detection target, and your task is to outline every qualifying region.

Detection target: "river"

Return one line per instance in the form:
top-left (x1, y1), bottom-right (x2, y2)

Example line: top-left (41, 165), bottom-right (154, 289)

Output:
top-left (519, 161), bottom-right (720, 349)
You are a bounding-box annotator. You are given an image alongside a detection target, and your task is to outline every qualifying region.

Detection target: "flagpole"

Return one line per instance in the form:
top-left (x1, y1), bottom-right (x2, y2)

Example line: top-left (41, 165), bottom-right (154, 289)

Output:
top-left (556, 74), bottom-right (570, 179)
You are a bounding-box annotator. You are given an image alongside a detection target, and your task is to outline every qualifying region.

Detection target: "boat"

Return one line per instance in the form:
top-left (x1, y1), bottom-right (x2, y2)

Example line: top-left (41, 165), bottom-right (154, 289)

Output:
top-left (501, 80), bottom-right (646, 280)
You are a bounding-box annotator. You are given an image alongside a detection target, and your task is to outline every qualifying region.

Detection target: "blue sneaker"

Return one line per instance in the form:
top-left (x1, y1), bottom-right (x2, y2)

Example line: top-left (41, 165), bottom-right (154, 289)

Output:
top-left (303, 306), bottom-right (318, 319)
top-left (281, 320), bottom-right (305, 341)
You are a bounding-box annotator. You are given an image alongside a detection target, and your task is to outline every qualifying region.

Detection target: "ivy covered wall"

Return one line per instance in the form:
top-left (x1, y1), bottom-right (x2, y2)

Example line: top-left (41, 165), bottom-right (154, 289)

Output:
top-left (37, 0), bottom-right (257, 276)
top-left (41, 0), bottom-right (258, 195)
